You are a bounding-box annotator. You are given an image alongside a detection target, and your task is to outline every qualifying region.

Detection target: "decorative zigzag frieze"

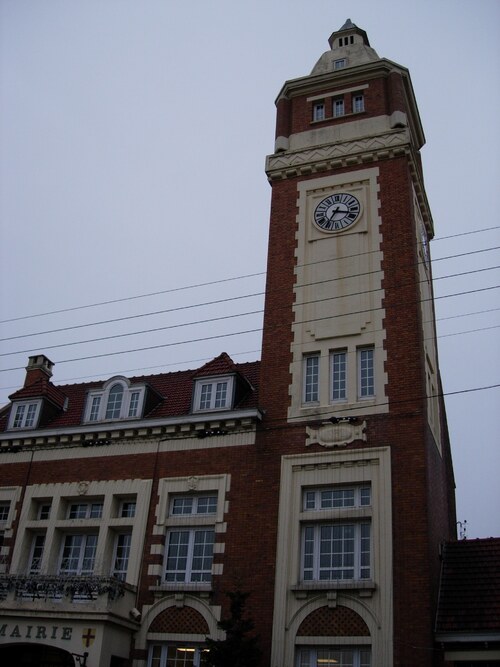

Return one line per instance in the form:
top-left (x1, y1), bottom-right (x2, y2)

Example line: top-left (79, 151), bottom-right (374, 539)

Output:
top-left (266, 130), bottom-right (410, 180)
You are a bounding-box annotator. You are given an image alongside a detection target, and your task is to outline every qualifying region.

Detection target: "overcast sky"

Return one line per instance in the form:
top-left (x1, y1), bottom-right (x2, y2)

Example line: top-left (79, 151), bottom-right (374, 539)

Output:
top-left (1, 0), bottom-right (499, 539)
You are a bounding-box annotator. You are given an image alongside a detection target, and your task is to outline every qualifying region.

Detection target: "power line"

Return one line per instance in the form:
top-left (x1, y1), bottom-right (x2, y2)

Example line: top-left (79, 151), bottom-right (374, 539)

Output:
top-left (0, 228), bottom-right (497, 327)
top-left (0, 271), bottom-right (266, 325)
top-left (0, 247), bottom-right (497, 344)
top-left (1, 264), bottom-right (498, 359)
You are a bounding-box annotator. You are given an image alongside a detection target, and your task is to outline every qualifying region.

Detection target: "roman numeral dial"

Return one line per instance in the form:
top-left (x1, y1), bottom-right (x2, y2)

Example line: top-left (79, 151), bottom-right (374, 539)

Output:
top-left (313, 193), bottom-right (361, 232)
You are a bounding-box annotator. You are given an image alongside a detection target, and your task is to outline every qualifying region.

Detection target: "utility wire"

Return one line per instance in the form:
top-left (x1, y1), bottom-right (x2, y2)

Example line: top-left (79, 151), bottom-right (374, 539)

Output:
top-left (0, 264), bottom-right (498, 358)
top-left (0, 228), bottom-right (497, 326)
top-left (1, 283), bottom-right (499, 373)
top-left (0, 247), bottom-right (498, 343)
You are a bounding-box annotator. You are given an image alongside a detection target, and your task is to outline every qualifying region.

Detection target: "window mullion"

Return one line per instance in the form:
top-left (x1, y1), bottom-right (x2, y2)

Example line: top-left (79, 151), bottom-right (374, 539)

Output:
top-left (186, 530), bottom-right (196, 582)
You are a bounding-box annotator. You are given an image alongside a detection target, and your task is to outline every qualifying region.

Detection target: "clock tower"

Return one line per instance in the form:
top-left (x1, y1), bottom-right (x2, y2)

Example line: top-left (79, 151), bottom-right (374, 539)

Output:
top-left (259, 20), bottom-right (456, 666)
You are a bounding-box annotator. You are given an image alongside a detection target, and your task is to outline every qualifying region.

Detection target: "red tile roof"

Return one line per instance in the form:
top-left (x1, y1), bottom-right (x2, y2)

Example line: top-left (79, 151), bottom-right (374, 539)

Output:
top-left (9, 376), bottom-right (67, 410)
top-left (0, 354), bottom-right (261, 432)
top-left (192, 352), bottom-right (240, 378)
top-left (436, 538), bottom-right (500, 635)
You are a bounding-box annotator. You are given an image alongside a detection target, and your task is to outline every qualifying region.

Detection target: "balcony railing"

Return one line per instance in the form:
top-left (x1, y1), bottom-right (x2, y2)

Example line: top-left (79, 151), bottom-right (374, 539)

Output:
top-left (0, 573), bottom-right (127, 602)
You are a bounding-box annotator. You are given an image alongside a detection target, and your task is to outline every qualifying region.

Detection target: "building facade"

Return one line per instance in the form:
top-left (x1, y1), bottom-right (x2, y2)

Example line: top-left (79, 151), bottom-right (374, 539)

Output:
top-left (0, 21), bottom-right (458, 667)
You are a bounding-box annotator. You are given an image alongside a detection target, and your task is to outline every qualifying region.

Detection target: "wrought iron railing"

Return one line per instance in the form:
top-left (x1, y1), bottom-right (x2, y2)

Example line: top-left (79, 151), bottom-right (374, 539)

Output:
top-left (0, 573), bottom-right (126, 601)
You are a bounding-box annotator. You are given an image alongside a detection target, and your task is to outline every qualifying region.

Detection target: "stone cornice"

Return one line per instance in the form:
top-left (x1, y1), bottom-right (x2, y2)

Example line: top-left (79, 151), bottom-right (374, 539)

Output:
top-left (0, 408), bottom-right (262, 450)
top-left (266, 128), bottom-right (410, 178)
top-left (276, 58), bottom-right (409, 103)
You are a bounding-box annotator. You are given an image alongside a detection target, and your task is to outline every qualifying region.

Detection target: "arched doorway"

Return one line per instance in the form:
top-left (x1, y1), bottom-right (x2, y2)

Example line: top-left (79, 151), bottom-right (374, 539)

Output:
top-left (0, 643), bottom-right (75, 667)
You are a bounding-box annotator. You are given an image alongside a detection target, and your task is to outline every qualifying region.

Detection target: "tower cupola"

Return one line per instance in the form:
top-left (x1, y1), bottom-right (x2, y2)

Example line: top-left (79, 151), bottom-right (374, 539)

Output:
top-left (328, 18), bottom-right (370, 49)
top-left (311, 19), bottom-right (379, 75)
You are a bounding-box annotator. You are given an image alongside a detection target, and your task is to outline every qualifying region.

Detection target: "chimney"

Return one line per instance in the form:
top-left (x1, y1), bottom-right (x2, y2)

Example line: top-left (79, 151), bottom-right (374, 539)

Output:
top-left (24, 355), bottom-right (54, 387)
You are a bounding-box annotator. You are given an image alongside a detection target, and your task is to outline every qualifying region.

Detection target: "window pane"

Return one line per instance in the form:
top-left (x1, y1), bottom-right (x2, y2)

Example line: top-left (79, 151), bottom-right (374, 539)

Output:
top-left (298, 648), bottom-right (370, 667)
top-left (166, 530), bottom-right (190, 581)
top-left (303, 521), bottom-right (370, 582)
top-left (121, 501), bottom-right (136, 517)
top-left (90, 503), bottom-right (103, 518)
top-left (113, 533), bottom-right (131, 580)
top-left (214, 382), bottom-right (228, 408)
top-left (81, 534), bottom-right (98, 573)
top-left (304, 355), bottom-right (319, 403)
top-left (89, 396), bottom-right (101, 421)
top-left (196, 496), bottom-right (217, 514)
top-left (199, 384), bottom-right (212, 410)
top-left (353, 94), bottom-right (364, 113)
top-left (60, 534), bottom-right (97, 575)
top-left (69, 503), bottom-right (87, 519)
top-left (172, 497), bottom-right (194, 515)
top-left (128, 391), bottom-right (140, 417)
top-left (359, 348), bottom-right (374, 397)
top-left (332, 351), bottom-right (347, 400)
top-left (150, 645), bottom-right (162, 667)
top-left (61, 534), bottom-right (83, 573)
top-left (313, 103), bottom-right (325, 121)
top-left (360, 487), bottom-right (371, 506)
top-left (13, 405), bottom-right (25, 428)
top-left (0, 503), bottom-right (9, 522)
top-left (190, 529), bottom-right (214, 582)
top-left (30, 535), bottom-right (45, 573)
top-left (334, 98), bottom-right (345, 116)
top-left (304, 491), bottom-right (315, 510)
top-left (322, 488), bottom-right (354, 508)
top-left (106, 384), bottom-right (124, 419)
top-left (25, 403), bottom-right (37, 427)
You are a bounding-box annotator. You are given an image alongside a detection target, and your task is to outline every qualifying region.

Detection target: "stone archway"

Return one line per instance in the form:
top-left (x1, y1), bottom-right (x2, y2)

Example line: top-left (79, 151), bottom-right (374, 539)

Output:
top-left (0, 642), bottom-right (75, 667)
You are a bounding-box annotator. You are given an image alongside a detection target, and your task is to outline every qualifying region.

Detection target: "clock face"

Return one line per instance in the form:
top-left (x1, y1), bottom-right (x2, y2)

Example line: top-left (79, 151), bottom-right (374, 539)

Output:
top-left (314, 192), bottom-right (361, 232)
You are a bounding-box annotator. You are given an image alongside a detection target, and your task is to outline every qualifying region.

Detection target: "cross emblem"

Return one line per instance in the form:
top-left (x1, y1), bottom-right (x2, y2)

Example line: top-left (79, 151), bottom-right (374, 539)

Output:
top-left (82, 628), bottom-right (96, 648)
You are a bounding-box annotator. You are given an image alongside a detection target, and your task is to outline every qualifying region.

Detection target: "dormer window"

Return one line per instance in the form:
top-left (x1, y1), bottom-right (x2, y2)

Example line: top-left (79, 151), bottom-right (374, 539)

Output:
top-left (8, 400), bottom-right (42, 430)
top-left (193, 376), bottom-right (234, 412)
top-left (334, 58), bottom-right (347, 69)
top-left (84, 377), bottom-right (146, 423)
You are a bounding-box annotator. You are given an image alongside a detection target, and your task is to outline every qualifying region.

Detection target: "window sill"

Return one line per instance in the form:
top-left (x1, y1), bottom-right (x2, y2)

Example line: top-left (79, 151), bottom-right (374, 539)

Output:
top-left (291, 580), bottom-right (375, 598)
top-left (150, 583), bottom-right (212, 594)
top-left (311, 110), bottom-right (366, 125)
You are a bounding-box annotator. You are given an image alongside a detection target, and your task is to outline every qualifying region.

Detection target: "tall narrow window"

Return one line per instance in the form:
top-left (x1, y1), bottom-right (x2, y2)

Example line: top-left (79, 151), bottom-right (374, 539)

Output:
top-left (112, 533), bottom-right (131, 581)
top-left (304, 355), bottom-right (319, 403)
top-left (353, 93), bottom-right (365, 113)
top-left (199, 384), bottom-right (212, 410)
top-left (106, 384), bottom-right (124, 419)
top-left (331, 351), bottom-right (347, 401)
top-left (128, 391), bottom-right (140, 417)
top-left (333, 98), bottom-right (345, 117)
top-left (358, 347), bottom-right (374, 398)
top-left (89, 396), bottom-right (101, 422)
top-left (313, 102), bottom-right (325, 121)
top-left (29, 535), bottom-right (46, 573)
top-left (214, 382), bottom-right (228, 408)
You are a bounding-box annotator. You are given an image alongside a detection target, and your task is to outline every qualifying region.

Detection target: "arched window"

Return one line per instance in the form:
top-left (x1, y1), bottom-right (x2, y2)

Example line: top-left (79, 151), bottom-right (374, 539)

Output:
top-left (85, 377), bottom-right (146, 423)
top-left (106, 384), bottom-right (124, 419)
